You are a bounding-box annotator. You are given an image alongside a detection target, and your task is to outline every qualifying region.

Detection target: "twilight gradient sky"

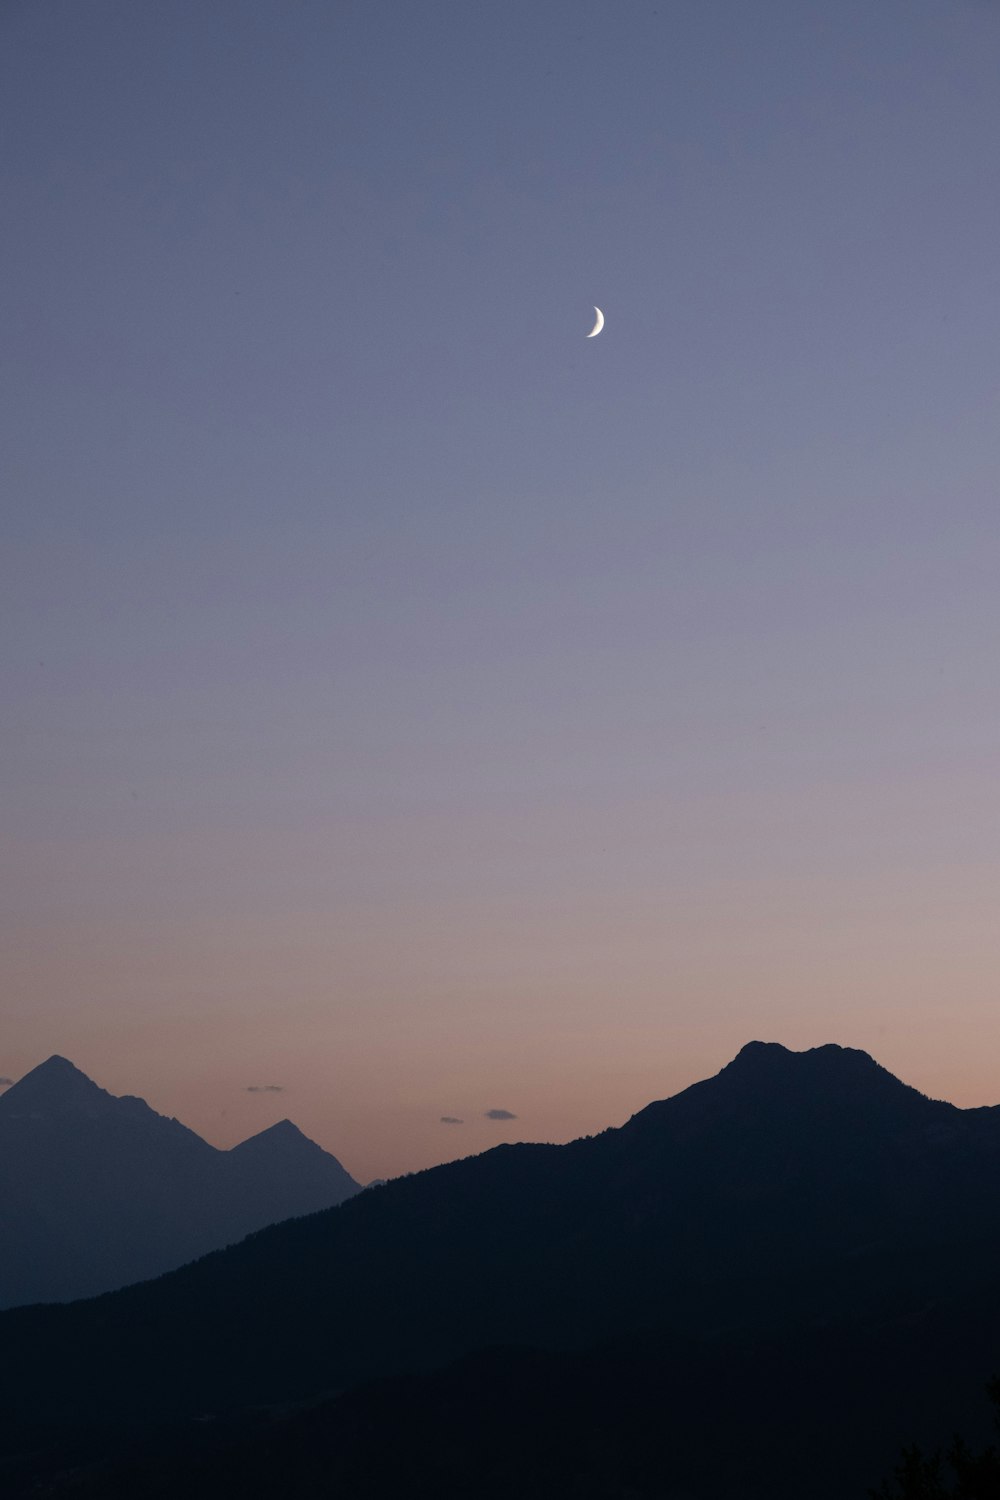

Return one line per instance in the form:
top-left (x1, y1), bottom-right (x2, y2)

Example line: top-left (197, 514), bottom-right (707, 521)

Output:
top-left (3, 0), bottom-right (1000, 1183)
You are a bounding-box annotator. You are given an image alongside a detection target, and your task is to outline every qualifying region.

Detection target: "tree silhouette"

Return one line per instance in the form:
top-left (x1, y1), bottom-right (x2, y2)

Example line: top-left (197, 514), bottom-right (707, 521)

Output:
top-left (870, 1379), bottom-right (1000, 1499)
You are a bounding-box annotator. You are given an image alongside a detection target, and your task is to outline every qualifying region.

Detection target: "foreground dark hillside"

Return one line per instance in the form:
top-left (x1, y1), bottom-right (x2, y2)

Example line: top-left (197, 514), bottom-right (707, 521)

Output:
top-left (12, 1304), bottom-right (1000, 1500)
top-left (2, 1042), bottom-right (1000, 1497)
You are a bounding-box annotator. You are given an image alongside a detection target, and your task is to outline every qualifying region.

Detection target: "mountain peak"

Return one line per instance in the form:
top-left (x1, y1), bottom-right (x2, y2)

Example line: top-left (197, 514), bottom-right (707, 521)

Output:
top-left (728, 1039), bottom-right (878, 1071)
top-left (710, 1038), bottom-right (946, 1121)
top-left (231, 1119), bottom-right (312, 1155)
top-left (724, 1040), bottom-right (906, 1086)
top-left (256, 1118), bottom-right (305, 1142)
top-left (30, 1054), bottom-right (85, 1077)
top-left (227, 1119), bottom-right (361, 1195)
top-left (0, 1054), bottom-right (110, 1116)
top-left (731, 1039), bottom-right (792, 1065)
top-left (624, 1039), bottom-right (947, 1141)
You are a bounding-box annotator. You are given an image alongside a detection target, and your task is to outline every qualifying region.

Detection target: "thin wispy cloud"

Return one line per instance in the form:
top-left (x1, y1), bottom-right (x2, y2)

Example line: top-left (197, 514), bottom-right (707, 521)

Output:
top-left (440, 1116), bottom-right (464, 1124)
top-left (246, 1084), bottom-right (285, 1093)
top-left (484, 1108), bottom-right (517, 1121)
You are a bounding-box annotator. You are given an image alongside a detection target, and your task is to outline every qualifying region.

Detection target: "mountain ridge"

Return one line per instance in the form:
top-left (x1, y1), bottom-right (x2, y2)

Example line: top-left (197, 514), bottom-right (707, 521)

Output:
top-left (0, 1056), bottom-right (361, 1309)
top-left (2, 1038), bottom-right (998, 1448)
top-left (0, 1054), bottom-right (113, 1116)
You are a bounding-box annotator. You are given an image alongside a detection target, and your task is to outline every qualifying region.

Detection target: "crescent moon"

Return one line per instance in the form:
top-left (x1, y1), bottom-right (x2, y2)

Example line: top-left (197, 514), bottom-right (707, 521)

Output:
top-left (586, 306), bottom-right (605, 338)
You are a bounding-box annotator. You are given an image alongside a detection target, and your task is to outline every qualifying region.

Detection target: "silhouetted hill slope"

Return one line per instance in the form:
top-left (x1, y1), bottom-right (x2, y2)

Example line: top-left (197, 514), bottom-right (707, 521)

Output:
top-left (0, 1057), bottom-right (360, 1308)
top-left (2, 1041), bottom-right (1000, 1496)
top-left (17, 1306), bottom-right (1000, 1500)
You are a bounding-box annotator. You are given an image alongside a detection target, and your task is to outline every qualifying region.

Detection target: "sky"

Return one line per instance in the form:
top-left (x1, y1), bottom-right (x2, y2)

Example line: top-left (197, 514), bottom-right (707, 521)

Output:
top-left (3, 0), bottom-right (1000, 1183)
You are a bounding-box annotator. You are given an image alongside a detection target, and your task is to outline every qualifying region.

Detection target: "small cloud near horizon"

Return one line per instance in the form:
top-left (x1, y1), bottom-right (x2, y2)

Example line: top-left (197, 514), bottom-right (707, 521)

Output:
top-left (484, 1108), bottom-right (517, 1121)
top-left (440, 1115), bottom-right (464, 1124)
top-left (246, 1084), bottom-right (285, 1093)
top-left (0, 1076), bottom-right (13, 1087)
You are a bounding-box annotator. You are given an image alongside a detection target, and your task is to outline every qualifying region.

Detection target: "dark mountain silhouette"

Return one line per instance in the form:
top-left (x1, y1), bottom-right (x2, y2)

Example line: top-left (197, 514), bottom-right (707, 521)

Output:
top-left (871, 1377), bottom-right (1000, 1499)
top-left (0, 1055), bottom-right (361, 1308)
top-left (17, 1326), bottom-right (1000, 1500)
top-left (3, 1040), bottom-right (1000, 1498)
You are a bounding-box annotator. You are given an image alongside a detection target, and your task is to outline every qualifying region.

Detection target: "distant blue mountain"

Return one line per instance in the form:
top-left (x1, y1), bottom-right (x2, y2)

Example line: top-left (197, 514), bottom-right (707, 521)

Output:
top-left (0, 1055), bottom-right (360, 1308)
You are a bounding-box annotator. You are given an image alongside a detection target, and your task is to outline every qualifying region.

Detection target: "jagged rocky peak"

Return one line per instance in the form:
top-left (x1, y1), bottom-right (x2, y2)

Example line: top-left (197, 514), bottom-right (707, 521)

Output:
top-left (21, 1053), bottom-right (82, 1079)
top-left (229, 1118), bottom-right (325, 1158)
top-left (0, 1054), bottom-right (112, 1117)
top-left (236, 1118), bottom-right (305, 1145)
top-left (228, 1118), bottom-right (359, 1187)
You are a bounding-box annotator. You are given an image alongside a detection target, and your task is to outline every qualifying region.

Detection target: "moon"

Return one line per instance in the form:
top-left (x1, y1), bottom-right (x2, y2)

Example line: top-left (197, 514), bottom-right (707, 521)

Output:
top-left (586, 306), bottom-right (605, 338)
